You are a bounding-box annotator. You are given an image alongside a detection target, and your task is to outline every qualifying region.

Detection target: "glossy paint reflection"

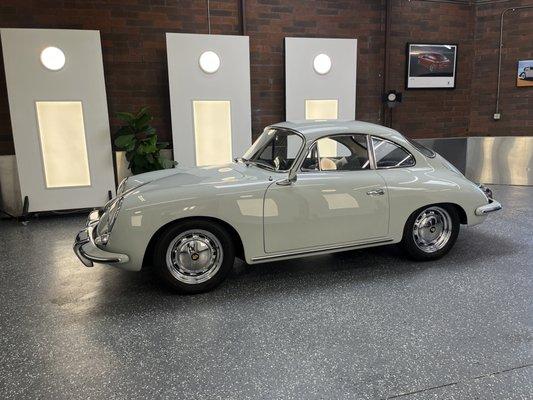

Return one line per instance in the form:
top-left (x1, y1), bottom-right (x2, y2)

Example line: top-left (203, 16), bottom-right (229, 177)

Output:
top-left (264, 171), bottom-right (388, 253)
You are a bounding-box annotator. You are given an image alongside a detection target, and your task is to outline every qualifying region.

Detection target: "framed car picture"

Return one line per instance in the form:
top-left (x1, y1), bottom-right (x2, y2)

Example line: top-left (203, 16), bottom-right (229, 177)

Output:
top-left (406, 43), bottom-right (458, 89)
top-left (517, 60), bottom-right (533, 87)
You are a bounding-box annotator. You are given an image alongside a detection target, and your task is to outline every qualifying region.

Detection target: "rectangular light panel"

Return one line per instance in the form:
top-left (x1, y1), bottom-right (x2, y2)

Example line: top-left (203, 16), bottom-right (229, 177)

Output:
top-left (193, 100), bottom-right (232, 166)
top-left (306, 99), bottom-right (338, 157)
top-left (35, 101), bottom-right (91, 188)
top-left (305, 99), bottom-right (338, 120)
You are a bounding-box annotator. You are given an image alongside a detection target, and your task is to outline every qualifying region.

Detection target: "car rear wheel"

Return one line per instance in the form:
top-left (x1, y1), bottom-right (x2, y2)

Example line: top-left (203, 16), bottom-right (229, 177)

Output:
top-left (153, 220), bottom-right (235, 293)
top-left (400, 205), bottom-right (460, 261)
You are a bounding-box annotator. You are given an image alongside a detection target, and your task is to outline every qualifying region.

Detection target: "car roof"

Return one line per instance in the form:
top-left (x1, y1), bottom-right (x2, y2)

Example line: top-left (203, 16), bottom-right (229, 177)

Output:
top-left (269, 120), bottom-right (401, 141)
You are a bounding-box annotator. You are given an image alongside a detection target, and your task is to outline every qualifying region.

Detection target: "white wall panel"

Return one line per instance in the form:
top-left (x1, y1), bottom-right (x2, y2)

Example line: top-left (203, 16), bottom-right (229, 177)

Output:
top-left (0, 28), bottom-right (115, 212)
top-left (285, 37), bottom-right (357, 121)
top-left (166, 33), bottom-right (251, 167)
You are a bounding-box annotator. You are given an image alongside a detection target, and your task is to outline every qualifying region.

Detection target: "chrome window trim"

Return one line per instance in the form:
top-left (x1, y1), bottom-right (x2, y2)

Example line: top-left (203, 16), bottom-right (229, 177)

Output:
top-left (297, 133), bottom-right (374, 173)
top-left (406, 138), bottom-right (436, 158)
top-left (371, 136), bottom-right (417, 169)
top-left (300, 142), bottom-right (320, 172)
top-left (258, 126), bottom-right (306, 173)
top-left (367, 134), bottom-right (377, 170)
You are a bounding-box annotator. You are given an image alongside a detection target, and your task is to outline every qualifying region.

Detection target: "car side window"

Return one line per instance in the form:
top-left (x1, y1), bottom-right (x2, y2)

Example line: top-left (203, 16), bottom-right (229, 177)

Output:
top-left (302, 134), bottom-right (370, 172)
top-left (372, 137), bottom-right (415, 168)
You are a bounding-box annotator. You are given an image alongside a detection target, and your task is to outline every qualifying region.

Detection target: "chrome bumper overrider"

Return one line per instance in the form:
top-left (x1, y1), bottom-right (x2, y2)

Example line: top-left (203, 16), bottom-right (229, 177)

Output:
top-left (475, 199), bottom-right (502, 216)
top-left (73, 210), bottom-right (129, 267)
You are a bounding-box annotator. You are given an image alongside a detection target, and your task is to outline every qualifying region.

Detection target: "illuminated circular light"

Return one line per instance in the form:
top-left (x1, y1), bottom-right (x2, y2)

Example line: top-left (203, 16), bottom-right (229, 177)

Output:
top-left (40, 46), bottom-right (66, 71)
top-left (387, 92), bottom-right (397, 102)
top-left (199, 51), bottom-right (221, 74)
top-left (313, 53), bottom-right (332, 75)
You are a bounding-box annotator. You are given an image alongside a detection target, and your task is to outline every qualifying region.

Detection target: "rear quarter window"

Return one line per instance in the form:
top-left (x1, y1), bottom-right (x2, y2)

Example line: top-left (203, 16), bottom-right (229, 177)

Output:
top-left (407, 138), bottom-right (436, 158)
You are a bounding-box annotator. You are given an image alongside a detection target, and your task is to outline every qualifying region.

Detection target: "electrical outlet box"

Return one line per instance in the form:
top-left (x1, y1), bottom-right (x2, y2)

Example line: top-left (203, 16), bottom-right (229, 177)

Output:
top-left (493, 113), bottom-right (501, 120)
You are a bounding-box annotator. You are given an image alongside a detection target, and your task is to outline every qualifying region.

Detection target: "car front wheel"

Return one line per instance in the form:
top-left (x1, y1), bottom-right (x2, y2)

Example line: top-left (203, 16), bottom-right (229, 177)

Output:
top-left (400, 205), bottom-right (460, 261)
top-left (153, 220), bottom-right (235, 293)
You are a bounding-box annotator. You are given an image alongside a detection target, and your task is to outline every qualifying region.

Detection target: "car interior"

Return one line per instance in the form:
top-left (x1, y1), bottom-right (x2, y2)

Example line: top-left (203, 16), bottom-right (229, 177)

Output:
top-left (302, 134), bottom-right (370, 171)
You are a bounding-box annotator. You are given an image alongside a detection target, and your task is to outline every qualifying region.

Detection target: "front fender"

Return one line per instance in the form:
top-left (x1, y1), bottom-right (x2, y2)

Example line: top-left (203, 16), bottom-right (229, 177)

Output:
top-left (103, 179), bottom-right (270, 270)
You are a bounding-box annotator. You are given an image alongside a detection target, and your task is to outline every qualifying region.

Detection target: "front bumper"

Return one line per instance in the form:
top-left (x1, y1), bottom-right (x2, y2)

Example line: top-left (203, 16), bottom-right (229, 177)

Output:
top-left (73, 210), bottom-right (129, 267)
top-left (475, 199), bottom-right (502, 216)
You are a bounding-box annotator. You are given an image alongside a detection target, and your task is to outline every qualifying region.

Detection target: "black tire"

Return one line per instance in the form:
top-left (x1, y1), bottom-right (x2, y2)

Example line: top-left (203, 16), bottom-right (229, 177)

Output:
top-left (400, 204), bottom-right (460, 261)
top-left (153, 220), bottom-right (235, 294)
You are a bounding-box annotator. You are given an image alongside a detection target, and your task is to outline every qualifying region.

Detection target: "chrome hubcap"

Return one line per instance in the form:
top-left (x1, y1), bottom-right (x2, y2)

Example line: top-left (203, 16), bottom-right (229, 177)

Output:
top-left (165, 229), bottom-right (223, 284)
top-left (412, 206), bottom-right (452, 253)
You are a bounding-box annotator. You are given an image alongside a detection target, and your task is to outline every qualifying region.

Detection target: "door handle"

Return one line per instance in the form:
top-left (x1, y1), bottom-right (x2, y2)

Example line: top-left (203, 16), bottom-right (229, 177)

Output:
top-left (366, 188), bottom-right (385, 196)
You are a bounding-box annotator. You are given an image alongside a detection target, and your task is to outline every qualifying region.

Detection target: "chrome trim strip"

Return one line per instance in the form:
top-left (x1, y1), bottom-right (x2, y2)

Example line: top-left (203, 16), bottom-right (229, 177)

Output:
top-left (251, 238), bottom-right (393, 262)
top-left (475, 199), bottom-right (502, 216)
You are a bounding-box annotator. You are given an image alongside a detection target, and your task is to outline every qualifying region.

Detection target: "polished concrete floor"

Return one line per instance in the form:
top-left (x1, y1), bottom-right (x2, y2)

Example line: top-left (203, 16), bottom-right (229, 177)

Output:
top-left (0, 185), bottom-right (531, 399)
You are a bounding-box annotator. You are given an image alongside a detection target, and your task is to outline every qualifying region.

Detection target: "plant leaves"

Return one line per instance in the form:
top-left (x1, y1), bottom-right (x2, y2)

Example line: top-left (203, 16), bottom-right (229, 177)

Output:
top-left (126, 150), bottom-right (136, 161)
top-left (144, 126), bottom-right (156, 136)
top-left (116, 112), bottom-right (135, 123)
top-left (116, 107), bottom-right (172, 174)
top-left (135, 106), bottom-right (150, 118)
top-left (134, 113), bottom-right (153, 131)
top-left (158, 156), bottom-right (177, 169)
top-left (115, 125), bottom-right (134, 136)
top-left (114, 134), bottom-right (135, 150)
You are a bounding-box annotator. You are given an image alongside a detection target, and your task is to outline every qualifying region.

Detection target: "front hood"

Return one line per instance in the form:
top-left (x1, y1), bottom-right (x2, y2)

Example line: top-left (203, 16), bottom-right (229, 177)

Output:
top-left (123, 162), bottom-right (271, 194)
top-left (122, 168), bottom-right (180, 189)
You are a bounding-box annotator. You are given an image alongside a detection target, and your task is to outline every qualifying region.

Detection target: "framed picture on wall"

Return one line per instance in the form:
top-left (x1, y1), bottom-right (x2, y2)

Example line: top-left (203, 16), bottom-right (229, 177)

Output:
top-left (406, 43), bottom-right (458, 89)
top-left (517, 60), bottom-right (533, 87)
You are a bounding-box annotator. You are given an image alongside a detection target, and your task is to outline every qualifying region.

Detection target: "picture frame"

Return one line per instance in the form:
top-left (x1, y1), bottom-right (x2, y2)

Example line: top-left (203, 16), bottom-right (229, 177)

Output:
top-left (517, 60), bottom-right (533, 87)
top-left (406, 43), bottom-right (458, 89)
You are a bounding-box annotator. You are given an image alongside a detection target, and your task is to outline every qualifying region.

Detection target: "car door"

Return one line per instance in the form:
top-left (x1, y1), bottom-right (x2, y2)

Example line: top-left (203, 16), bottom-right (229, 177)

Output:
top-left (263, 134), bottom-right (389, 254)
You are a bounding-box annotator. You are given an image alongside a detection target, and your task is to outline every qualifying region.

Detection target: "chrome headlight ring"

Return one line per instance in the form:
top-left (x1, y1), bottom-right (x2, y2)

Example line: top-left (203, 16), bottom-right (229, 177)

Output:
top-left (117, 177), bottom-right (129, 195)
top-left (97, 196), bottom-right (124, 245)
top-left (478, 184), bottom-right (493, 201)
top-left (97, 181), bottom-right (148, 245)
top-left (107, 196), bottom-right (124, 233)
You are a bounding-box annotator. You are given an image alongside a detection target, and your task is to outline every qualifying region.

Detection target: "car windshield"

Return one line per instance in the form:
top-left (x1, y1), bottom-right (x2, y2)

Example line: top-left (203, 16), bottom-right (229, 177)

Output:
top-left (242, 128), bottom-right (304, 171)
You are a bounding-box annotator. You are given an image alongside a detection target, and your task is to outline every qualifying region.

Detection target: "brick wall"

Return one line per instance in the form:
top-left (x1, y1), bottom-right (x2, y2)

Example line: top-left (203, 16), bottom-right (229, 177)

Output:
top-left (0, 0), bottom-right (531, 156)
top-left (0, 0), bottom-right (241, 155)
top-left (469, 0), bottom-right (533, 136)
top-left (387, 0), bottom-right (474, 138)
top-left (245, 0), bottom-right (385, 141)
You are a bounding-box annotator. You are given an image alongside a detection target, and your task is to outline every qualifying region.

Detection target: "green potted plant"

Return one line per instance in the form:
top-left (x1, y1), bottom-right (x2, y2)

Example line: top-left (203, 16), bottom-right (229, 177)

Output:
top-left (114, 107), bottom-right (176, 175)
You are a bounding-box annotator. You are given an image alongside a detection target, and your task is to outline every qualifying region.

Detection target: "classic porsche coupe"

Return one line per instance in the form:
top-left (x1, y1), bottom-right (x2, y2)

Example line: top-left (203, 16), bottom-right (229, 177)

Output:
top-left (417, 52), bottom-right (451, 73)
top-left (74, 121), bottom-right (501, 293)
